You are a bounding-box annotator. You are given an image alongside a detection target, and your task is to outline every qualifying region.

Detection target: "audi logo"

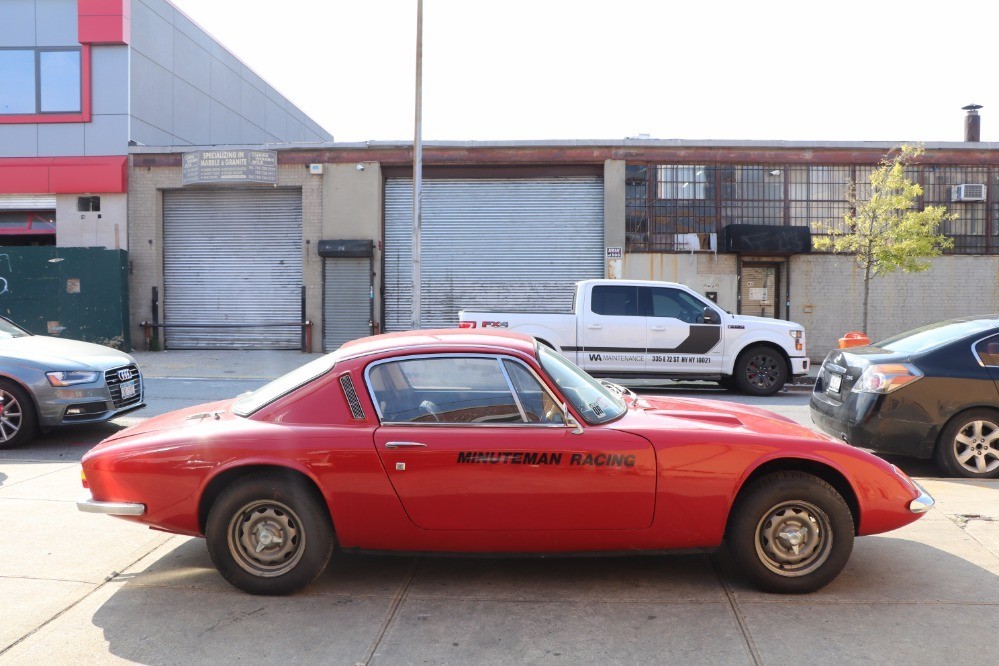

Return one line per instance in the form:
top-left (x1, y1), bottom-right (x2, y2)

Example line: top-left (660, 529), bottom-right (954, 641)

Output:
top-left (117, 369), bottom-right (134, 381)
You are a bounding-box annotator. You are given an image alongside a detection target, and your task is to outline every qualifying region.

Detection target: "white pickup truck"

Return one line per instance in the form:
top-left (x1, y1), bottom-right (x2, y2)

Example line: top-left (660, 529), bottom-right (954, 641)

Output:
top-left (459, 279), bottom-right (809, 396)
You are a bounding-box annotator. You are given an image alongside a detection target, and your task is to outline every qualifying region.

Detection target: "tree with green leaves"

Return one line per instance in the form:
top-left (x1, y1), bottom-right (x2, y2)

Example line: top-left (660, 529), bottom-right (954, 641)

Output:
top-left (813, 145), bottom-right (954, 334)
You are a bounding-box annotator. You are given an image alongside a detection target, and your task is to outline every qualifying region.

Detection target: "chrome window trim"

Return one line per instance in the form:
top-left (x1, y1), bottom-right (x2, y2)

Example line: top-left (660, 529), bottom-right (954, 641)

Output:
top-left (364, 352), bottom-right (569, 428)
top-left (971, 332), bottom-right (999, 368)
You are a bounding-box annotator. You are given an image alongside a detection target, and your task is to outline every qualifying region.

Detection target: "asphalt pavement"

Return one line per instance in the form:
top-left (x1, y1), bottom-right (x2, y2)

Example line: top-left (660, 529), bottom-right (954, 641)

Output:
top-left (1, 349), bottom-right (996, 665)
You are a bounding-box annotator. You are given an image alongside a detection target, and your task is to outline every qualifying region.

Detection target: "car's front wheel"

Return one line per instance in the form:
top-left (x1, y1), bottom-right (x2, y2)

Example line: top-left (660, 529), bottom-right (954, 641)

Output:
top-left (0, 380), bottom-right (37, 449)
top-left (206, 472), bottom-right (335, 595)
top-left (934, 409), bottom-right (999, 479)
top-left (733, 346), bottom-right (787, 396)
top-left (727, 472), bottom-right (854, 593)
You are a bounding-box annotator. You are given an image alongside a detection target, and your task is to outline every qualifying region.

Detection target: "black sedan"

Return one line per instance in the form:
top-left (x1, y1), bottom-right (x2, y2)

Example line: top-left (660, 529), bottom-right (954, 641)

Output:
top-left (810, 316), bottom-right (999, 478)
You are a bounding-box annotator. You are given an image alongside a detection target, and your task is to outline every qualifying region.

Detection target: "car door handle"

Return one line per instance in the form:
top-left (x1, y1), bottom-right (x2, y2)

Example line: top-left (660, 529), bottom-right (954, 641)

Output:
top-left (385, 441), bottom-right (428, 449)
top-left (587, 324), bottom-right (602, 330)
top-left (650, 325), bottom-right (666, 331)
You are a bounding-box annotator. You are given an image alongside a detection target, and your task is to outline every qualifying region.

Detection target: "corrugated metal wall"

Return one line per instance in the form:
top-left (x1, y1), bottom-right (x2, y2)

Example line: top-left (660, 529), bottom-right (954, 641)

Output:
top-left (384, 177), bottom-right (604, 330)
top-left (162, 189), bottom-right (303, 349)
top-left (323, 257), bottom-right (372, 351)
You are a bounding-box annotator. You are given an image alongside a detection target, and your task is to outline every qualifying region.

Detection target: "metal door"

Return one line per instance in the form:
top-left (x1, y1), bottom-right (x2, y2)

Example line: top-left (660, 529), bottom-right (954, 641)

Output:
top-left (323, 257), bottom-right (372, 351)
top-left (162, 189), bottom-right (303, 349)
top-left (383, 177), bottom-right (604, 331)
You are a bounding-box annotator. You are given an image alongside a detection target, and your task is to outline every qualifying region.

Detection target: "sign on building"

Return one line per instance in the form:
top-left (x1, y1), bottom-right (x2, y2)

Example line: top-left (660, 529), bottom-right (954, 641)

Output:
top-left (182, 150), bottom-right (278, 185)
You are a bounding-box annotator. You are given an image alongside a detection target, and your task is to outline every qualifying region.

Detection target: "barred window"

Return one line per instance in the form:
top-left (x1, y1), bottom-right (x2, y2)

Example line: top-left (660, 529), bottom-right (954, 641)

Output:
top-left (789, 166), bottom-right (852, 240)
top-left (924, 166), bottom-right (988, 254)
top-left (720, 165), bottom-right (783, 227)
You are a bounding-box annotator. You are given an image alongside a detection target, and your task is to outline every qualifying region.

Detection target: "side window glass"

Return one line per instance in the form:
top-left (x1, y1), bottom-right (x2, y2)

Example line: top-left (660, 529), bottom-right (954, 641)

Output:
top-left (591, 285), bottom-right (639, 317)
top-left (975, 335), bottom-right (999, 367)
top-left (504, 360), bottom-right (564, 425)
top-left (369, 357), bottom-right (525, 424)
top-left (649, 288), bottom-right (704, 323)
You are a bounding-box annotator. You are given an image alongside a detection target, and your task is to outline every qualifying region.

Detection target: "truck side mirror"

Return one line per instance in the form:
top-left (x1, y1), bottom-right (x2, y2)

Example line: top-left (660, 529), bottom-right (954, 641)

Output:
top-left (702, 307), bottom-right (720, 325)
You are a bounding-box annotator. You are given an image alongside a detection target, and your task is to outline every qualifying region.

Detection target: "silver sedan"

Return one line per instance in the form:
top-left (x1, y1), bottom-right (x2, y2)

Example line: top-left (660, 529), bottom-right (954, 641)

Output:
top-left (0, 316), bottom-right (145, 448)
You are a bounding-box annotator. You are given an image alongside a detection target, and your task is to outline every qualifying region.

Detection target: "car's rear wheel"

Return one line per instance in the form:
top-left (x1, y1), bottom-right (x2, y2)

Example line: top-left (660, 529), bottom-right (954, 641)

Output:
top-left (727, 472), bottom-right (854, 593)
top-left (0, 380), bottom-right (37, 449)
top-left (934, 409), bottom-right (999, 479)
top-left (734, 346), bottom-right (787, 396)
top-left (206, 472), bottom-right (334, 595)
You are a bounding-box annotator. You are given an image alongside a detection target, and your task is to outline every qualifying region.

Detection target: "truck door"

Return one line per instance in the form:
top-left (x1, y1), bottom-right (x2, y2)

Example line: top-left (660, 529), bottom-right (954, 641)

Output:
top-left (578, 284), bottom-right (646, 373)
top-left (644, 286), bottom-right (724, 374)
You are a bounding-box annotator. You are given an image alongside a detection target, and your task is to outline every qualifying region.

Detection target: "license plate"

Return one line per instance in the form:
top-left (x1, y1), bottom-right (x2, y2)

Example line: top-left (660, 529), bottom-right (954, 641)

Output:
top-left (827, 373), bottom-right (842, 393)
top-left (120, 380), bottom-right (137, 400)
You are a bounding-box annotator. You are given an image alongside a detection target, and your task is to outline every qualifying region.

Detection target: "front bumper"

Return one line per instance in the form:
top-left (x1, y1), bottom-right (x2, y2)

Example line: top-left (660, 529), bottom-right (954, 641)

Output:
top-left (790, 356), bottom-right (810, 376)
top-left (908, 481), bottom-right (935, 514)
top-left (77, 495), bottom-right (146, 516)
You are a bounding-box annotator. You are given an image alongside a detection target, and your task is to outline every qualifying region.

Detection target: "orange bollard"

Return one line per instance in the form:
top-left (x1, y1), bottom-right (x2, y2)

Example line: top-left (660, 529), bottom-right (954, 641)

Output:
top-left (838, 331), bottom-right (870, 348)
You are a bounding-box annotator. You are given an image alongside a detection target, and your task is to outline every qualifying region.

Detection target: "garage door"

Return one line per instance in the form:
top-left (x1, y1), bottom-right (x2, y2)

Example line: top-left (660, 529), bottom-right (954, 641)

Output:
top-left (384, 177), bottom-right (604, 331)
top-left (162, 189), bottom-right (303, 349)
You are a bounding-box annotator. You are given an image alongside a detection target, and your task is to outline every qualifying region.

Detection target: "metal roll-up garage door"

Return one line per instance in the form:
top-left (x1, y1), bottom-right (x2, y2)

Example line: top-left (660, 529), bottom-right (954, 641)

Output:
top-left (323, 258), bottom-right (372, 351)
top-left (384, 177), bottom-right (604, 331)
top-left (163, 189), bottom-right (303, 349)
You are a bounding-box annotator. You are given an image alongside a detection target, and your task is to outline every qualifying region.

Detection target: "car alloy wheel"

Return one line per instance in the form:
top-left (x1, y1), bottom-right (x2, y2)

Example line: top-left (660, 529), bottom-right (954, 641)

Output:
top-left (936, 410), bottom-right (999, 478)
top-left (0, 381), bottom-right (37, 449)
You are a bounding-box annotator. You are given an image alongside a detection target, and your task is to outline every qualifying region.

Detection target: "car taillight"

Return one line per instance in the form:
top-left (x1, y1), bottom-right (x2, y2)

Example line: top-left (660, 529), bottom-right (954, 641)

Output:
top-left (80, 469), bottom-right (89, 489)
top-left (458, 321), bottom-right (476, 329)
top-left (852, 363), bottom-right (923, 394)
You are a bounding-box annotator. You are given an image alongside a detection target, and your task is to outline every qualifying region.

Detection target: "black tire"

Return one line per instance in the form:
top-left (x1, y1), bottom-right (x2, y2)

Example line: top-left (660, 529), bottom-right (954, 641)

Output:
top-left (733, 346), bottom-right (788, 396)
top-left (717, 377), bottom-right (737, 391)
top-left (0, 379), bottom-right (37, 449)
top-left (206, 472), bottom-right (334, 595)
top-left (934, 409), bottom-right (999, 479)
top-left (727, 472), bottom-right (854, 594)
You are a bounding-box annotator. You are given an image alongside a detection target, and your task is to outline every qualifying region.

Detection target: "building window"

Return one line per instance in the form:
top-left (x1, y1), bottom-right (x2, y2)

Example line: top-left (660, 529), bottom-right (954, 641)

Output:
top-left (0, 48), bottom-right (81, 115)
top-left (923, 166), bottom-right (989, 254)
top-left (789, 165), bottom-right (852, 238)
top-left (0, 211), bottom-right (56, 246)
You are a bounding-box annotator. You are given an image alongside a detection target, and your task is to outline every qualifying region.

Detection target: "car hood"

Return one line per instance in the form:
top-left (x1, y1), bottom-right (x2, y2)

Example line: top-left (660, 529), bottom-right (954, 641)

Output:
top-left (0, 335), bottom-right (134, 370)
top-left (620, 393), bottom-right (835, 442)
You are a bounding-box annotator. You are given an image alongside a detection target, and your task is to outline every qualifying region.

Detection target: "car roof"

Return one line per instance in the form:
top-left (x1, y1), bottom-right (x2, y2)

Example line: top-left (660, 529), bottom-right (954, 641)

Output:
top-left (336, 328), bottom-right (538, 361)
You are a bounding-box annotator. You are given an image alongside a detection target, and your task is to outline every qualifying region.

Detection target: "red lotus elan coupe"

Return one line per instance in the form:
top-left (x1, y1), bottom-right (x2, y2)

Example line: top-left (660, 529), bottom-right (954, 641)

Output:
top-left (79, 330), bottom-right (933, 595)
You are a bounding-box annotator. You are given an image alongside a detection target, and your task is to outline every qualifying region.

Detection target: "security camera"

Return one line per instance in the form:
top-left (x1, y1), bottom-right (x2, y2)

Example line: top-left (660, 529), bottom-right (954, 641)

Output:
top-left (356, 163), bottom-right (365, 171)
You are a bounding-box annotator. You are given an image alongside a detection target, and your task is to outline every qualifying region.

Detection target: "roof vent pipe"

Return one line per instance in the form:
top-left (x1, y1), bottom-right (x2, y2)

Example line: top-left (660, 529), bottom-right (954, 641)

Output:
top-left (963, 104), bottom-right (982, 142)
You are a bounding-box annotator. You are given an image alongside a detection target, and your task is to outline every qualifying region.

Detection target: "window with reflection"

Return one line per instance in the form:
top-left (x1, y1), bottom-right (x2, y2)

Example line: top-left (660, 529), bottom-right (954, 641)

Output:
top-left (0, 48), bottom-right (81, 114)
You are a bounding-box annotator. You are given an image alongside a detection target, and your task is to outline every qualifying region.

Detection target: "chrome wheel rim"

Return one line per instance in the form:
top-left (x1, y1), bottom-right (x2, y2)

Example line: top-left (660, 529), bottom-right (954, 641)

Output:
top-left (227, 499), bottom-right (306, 578)
top-left (952, 418), bottom-right (999, 475)
top-left (0, 389), bottom-right (23, 443)
top-left (754, 499), bottom-right (832, 577)
top-left (745, 353), bottom-right (781, 390)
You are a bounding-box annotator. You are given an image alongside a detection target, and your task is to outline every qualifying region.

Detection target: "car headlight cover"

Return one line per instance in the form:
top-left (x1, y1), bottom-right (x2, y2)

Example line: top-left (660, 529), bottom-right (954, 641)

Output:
top-left (789, 329), bottom-right (805, 351)
top-left (852, 363), bottom-right (923, 394)
top-left (47, 370), bottom-right (101, 387)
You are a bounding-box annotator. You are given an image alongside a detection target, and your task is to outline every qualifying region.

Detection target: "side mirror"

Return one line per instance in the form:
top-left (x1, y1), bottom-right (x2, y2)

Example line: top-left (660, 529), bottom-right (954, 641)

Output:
top-left (702, 307), bottom-right (720, 325)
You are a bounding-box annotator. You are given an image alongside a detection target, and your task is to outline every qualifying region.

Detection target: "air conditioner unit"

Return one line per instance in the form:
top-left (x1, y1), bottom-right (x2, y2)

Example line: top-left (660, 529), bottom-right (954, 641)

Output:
top-left (951, 184), bottom-right (987, 202)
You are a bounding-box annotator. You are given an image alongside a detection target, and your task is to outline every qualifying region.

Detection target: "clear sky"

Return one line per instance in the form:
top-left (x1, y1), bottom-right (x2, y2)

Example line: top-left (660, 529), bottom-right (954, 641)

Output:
top-left (168, 0), bottom-right (999, 144)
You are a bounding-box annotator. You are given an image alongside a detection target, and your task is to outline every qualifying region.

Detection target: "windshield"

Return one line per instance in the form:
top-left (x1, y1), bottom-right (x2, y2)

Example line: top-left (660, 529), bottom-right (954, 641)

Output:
top-left (537, 345), bottom-right (626, 424)
top-left (232, 354), bottom-right (337, 416)
top-left (0, 318), bottom-right (30, 339)
top-left (875, 319), bottom-right (997, 355)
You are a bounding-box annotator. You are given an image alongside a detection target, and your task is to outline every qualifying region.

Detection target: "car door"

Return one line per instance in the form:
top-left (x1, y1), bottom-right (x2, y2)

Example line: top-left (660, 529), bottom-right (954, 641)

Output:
top-left (644, 286), bottom-right (724, 374)
top-left (577, 284), bottom-right (646, 373)
top-left (368, 354), bottom-right (656, 531)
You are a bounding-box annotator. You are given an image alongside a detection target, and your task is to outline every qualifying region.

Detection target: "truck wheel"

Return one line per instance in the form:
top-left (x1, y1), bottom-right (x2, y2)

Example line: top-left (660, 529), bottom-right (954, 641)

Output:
top-left (734, 346), bottom-right (787, 396)
top-left (727, 472), bottom-right (854, 593)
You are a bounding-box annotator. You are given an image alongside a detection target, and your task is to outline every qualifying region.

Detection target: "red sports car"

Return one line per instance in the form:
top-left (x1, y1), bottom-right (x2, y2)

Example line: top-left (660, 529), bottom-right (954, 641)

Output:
top-left (79, 330), bottom-right (933, 595)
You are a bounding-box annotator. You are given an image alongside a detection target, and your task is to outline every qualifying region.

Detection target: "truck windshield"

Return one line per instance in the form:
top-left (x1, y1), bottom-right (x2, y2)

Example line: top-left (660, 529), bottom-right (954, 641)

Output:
top-left (537, 345), bottom-right (626, 424)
